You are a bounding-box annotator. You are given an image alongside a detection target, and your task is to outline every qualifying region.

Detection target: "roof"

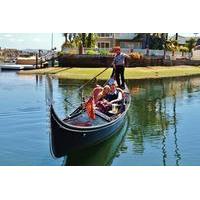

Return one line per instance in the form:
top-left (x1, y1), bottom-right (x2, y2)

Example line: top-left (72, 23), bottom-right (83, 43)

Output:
top-left (132, 33), bottom-right (146, 42)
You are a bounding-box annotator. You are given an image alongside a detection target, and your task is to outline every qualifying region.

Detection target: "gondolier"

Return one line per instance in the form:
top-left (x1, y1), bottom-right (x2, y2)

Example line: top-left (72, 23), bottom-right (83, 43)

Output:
top-left (112, 47), bottom-right (130, 89)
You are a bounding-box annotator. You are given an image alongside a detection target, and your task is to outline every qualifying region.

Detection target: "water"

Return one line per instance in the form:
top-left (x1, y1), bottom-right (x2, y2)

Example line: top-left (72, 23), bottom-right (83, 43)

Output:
top-left (1, 71), bottom-right (200, 166)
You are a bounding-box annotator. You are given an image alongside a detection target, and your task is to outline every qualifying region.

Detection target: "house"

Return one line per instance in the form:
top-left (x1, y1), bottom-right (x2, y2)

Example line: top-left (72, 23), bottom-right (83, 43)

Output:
top-left (96, 33), bottom-right (144, 49)
top-left (96, 33), bottom-right (114, 48)
top-left (170, 35), bottom-right (200, 45)
top-left (196, 38), bottom-right (200, 46)
top-left (114, 33), bottom-right (143, 49)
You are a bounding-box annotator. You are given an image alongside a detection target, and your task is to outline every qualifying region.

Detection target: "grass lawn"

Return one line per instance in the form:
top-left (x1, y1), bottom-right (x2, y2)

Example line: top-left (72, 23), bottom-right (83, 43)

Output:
top-left (18, 66), bottom-right (200, 80)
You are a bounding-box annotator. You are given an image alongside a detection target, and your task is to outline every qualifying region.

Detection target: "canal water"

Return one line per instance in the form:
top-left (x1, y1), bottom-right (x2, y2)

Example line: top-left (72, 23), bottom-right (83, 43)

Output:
top-left (1, 71), bottom-right (200, 166)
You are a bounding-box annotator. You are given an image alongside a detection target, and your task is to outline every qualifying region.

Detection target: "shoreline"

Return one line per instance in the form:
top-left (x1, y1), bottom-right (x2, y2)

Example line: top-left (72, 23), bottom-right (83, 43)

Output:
top-left (17, 66), bottom-right (200, 80)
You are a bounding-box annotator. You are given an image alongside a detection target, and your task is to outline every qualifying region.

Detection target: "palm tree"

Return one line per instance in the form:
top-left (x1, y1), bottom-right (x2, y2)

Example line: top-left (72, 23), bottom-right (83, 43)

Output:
top-left (86, 33), bottom-right (98, 48)
top-left (62, 33), bottom-right (76, 49)
top-left (185, 38), bottom-right (196, 58)
top-left (63, 33), bottom-right (68, 42)
top-left (163, 33), bottom-right (168, 59)
top-left (86, 33), bottom-right (92, 48)
top-left (62, 33), bottom-right (98, 54)
top-left (179, 46), bottom-right (189, 57)
top-left (166, 39), bottom-right (179, 57)
top-left (146, 33), bottom-right (168, 50)
top-left (82, 33), bottom-right (87, 47)
top-left (175, 33), bottom-right (178, 41)
top-left (75, 33), bottom-right (98, 54)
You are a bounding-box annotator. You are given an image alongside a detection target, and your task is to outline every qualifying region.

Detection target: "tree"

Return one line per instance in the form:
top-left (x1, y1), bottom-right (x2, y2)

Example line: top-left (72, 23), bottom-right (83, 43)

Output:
top-left (62, 33), bottom-right (98, 53)
top-left (142, 33), bottom-right (168, 50)
top-left (185, 38), bottom-right (196, 57)
top-left (179, 46), bottom-right (189, 56)
top-left (166, 39), bottom-right (179, 56)
top-left (62, 33), bottom-right (77, 49)
top-left (175, 33), bottom-right (178, 41)
top-left (163, 33), bottom-right (168, 59)
top-left (81, 33), bottom-right (87, 47)
top-left (133, 33), bottom-right (167, 50)
top-left (86, 33), bottom-right (92, 48)
top-left (86, 33), bottom-right (98, 48)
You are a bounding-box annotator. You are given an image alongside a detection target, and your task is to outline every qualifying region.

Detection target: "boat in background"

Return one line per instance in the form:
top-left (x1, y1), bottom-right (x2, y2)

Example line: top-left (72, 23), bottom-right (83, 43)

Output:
top-left (0, 56), bottom-right (37, 70)
top-left (0, 63), bottom-right (35, 70)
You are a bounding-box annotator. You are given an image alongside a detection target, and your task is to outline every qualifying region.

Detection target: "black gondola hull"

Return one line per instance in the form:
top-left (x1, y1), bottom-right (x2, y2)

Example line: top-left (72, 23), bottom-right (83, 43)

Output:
top-left (50, 105), bottom-right (127, 158)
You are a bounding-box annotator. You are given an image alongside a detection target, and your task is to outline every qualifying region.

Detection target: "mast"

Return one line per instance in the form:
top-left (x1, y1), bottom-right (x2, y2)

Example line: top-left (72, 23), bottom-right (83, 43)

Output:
top-left (51, 33), bottom-right (54, 50)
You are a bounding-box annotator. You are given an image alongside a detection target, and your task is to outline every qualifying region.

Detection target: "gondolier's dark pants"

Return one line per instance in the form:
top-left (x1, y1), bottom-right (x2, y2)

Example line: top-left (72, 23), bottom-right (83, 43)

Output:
top-left (115, 65), bottom-right (125, 88)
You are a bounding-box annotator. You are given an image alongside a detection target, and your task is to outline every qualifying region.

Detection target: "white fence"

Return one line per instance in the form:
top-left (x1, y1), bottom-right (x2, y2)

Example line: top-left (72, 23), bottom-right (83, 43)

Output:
top-left (192, 50), bottom-right (200, 60)
top-left (62, 48), bottom-right (200, 60)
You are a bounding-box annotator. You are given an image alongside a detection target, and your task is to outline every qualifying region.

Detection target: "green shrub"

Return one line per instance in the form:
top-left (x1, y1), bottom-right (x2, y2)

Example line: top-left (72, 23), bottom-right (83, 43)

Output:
top-left (57, 51), bottom-right (65, 56)
top-left (99, 49), bottom-right (109, 56)
top-left (86, 50), bottom-right (98, 55)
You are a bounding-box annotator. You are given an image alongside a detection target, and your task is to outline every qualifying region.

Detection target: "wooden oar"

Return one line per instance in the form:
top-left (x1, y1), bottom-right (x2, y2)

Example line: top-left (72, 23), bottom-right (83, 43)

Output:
top-left (77, 67), bottom-right (110, 92)
top-left (66, 67), bottom-right (112, 119)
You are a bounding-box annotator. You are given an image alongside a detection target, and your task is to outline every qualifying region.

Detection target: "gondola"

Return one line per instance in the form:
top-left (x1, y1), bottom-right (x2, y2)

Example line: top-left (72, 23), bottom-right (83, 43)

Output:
top-left (48, 78), bottom-right (131, 158)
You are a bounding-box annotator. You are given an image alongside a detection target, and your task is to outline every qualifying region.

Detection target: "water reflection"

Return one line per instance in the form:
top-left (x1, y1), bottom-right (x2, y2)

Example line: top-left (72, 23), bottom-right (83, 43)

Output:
top-left (124, 77), bottom-right (200, 165)
top-left (53, 76), bottom-right (200, 166)
top-left (35, 75), bottom-right (43, 87)
top-left (172, 94), bottom-right (181, 166)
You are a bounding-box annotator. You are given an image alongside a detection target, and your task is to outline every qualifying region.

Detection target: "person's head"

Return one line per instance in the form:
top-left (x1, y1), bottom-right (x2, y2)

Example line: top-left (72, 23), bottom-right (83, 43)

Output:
top-left (93, 86), bottom-right (103, 103)
top-left (113, 46), bottom-right (121, 55)
top-left (108, 78), bottom-right (117, 93)
top-left (103, 85), bottom-right (110, 95)
top-left (110, 83), bottom-right (116, 93)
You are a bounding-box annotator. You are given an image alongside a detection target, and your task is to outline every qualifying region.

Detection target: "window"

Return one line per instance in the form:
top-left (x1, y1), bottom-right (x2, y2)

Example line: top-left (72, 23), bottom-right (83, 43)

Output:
top-left (105, 33), bottom-right (111, 37)
top-left (97, 42), bottom-right (110, 48)
top-left (98, 33), bottom-right (113, 38)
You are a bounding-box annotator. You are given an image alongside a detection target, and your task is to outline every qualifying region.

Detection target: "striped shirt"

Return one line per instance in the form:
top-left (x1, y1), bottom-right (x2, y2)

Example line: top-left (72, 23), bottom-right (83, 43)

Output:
top-left (113, 53), bottom-right (126, 66)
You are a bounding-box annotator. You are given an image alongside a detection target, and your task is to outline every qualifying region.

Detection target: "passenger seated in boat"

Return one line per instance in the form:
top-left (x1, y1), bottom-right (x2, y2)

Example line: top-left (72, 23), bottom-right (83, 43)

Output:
top-left (95, 85), bottom-right (111, 103)
top-left (95, 85), bottom-right (111, 113)
top-left (83, 85), bottom-right (109, 111)
top-left (96, 81), bottom-right (124, 114)
top-left (92, 85), bottom-right (103, 104)
top-left (105, 80), bottom-right (123, 104)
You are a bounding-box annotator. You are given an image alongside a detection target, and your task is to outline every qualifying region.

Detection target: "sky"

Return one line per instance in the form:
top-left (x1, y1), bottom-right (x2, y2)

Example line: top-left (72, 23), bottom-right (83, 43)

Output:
top-left (0, 33), bottom-right (65, 50)
top-left (0, 33), bottom-right (198, 50)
